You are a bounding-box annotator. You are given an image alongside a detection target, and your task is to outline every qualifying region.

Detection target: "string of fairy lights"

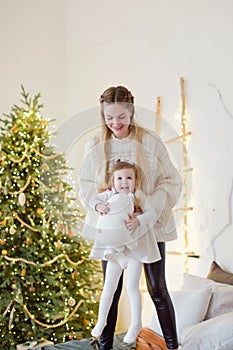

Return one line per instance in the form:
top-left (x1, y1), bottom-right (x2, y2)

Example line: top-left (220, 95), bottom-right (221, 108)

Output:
top-left (156, 77), bottom-right (197, 272)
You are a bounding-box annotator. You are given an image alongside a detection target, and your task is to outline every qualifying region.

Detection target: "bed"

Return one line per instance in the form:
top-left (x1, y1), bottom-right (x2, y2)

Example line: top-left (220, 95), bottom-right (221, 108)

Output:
top-left (150, 261), bottom-right (233, 350)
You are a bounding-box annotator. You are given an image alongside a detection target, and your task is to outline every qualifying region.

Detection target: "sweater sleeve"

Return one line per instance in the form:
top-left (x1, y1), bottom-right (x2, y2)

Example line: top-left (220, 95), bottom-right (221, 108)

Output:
top-left (148, 137), bottom-right (182, 222)
top-left (137, 204), bottom-right (156, 229)
top-left (88, 190), bottom-right (112, 211)
top-left (135, 190), bottom-right (156, 229)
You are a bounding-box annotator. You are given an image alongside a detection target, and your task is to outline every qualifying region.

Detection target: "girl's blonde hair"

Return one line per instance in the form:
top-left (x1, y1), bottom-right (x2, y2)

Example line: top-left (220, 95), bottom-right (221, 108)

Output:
top-left (108, 161), bottom-right (141, 207)
top-left (98, 86), bottom-right (144, 191)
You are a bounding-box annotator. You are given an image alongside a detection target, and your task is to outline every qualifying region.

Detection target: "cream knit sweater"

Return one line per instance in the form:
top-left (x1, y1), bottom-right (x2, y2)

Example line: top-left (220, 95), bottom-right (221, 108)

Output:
top-left (78, 129), bottom-right (182, 242)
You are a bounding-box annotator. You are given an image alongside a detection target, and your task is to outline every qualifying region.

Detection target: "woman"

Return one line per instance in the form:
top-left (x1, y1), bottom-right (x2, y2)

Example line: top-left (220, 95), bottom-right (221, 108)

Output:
top-left (78, 86), bottom-right (181, 350)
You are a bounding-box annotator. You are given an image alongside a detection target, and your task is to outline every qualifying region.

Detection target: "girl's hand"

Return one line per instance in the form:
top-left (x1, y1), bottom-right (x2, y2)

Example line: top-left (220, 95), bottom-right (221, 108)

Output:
top-left (95, 202), bottom-right (110, 215)
top-left (125, 214), bottom-right (140, 231)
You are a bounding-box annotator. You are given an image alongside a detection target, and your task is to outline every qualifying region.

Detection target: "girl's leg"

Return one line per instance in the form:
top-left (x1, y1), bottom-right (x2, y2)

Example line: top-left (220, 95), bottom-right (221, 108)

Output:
top-left (92, 260), bottom-right (123, 338)
top-left (99, 261), bottom-right (123, 350)
top-left (123, 260), bottom-right (142, 344)
top-left (143, 242), bottom-right (179, 350)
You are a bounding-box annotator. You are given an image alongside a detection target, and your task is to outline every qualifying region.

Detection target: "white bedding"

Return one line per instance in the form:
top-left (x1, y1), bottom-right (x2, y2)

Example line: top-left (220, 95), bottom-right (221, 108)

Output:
top-left (181, 312), bottom-right (233, 350)
top-left (150, 272), bottom-right (233, 349)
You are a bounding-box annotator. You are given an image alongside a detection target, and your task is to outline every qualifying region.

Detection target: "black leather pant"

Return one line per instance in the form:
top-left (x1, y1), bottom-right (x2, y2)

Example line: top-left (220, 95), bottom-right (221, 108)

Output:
top-left (99, 242), bottom-right (178, 350)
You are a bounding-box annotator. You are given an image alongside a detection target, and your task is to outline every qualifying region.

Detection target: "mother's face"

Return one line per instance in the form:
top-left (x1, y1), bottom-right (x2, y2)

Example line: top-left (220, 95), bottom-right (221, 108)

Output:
top-left (103, 103), bottom-right (132, 139)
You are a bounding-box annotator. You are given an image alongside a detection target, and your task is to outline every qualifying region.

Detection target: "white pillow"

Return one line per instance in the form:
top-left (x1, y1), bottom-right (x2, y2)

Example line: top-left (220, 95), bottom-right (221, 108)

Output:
top-left (150, 288), bottom-right (212, 344)
top-left (180, 311), bottom-right (233, 350)
top-left (182, 273), bottom-right (233, 319)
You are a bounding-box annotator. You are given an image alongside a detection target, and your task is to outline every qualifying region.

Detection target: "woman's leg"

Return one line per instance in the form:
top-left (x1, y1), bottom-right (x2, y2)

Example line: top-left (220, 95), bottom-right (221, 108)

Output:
top-left (123, 260), bottom-right (142, 344)
top-left (143, 242), bottom-right (179, 350)
top-left (99, 260), bottom-right (124, 350)
top-left (92, 260), bottom-right (123, 338)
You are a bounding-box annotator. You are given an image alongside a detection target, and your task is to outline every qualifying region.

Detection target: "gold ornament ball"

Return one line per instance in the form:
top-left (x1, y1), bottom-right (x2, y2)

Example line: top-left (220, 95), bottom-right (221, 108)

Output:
top-left (37, 208), bottom-right (43, 215)
top-left (72, 272), bottom-right (79, 279)
top-left (29, 285), bottom-right (36, 293)
top-left (26, 238), bottom-right (32, 245)
top-left (1, 249), bottom-right (8, 255)
top-left (83, 319), bottom-right (89, 326)
top-left (21, 268), bottom-right (27, 277)
top-left (1, 219), bottom-right (7, 226)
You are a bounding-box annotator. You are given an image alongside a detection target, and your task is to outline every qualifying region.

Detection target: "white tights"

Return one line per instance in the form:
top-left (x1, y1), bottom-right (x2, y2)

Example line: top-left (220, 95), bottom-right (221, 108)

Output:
top-left (91, 258), bottom-right (142, 344)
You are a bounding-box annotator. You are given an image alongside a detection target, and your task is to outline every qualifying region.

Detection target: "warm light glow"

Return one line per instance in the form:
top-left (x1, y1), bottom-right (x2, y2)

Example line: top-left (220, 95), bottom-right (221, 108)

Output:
top-left (155, 77), bottom-right (197, 272)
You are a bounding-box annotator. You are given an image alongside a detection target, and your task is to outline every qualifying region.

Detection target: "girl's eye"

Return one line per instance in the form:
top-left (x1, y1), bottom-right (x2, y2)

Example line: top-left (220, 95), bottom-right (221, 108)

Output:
top-left (127, 176), bottom-right (132, 180)
top-left (119, 115), bottom-right (126, 119)
top-left (117, 177), bottom-right (122, 180)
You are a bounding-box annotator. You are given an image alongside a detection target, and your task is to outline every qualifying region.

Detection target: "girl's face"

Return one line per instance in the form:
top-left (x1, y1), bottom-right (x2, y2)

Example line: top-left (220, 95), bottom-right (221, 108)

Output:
top-left (113, 168), bottom-right (136, 194)
top-left (103, 103), bottom-right (132, 139)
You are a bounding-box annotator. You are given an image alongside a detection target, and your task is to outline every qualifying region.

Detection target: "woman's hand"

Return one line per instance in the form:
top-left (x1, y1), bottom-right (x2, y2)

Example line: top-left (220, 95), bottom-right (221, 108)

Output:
top-left (95, 202), bottom-right (110, 215)
top-left (125, 214), bottom-right (140, 231)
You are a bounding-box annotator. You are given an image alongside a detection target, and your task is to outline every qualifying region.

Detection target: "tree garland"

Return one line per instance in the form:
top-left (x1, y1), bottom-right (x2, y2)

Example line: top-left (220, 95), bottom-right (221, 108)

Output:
top-left (9, 175), bottom-right (32, 195)
top-left (4, 299), bottom-right (84, 330)
top-left (1, 143), bottom-right (61, 164)
top-left (7, 144), bottom-right (29, 163)
top-left (22, 299), bottom-right (84, 328)
top-left (4, 253), bottom-right (85, 267)
top-left (3, 300), bottom-right (14, 317)
top-left (32, 148), bottom-right (62, 160)
top-left (14, 213), bottom-right (40, 232)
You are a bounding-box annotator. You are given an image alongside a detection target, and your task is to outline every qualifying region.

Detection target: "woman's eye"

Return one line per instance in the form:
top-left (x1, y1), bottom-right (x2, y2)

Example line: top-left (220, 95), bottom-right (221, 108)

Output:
top-left (119, 115), bottom-right (126, 119)
top-left (117, 177), bottom-right (122, 180)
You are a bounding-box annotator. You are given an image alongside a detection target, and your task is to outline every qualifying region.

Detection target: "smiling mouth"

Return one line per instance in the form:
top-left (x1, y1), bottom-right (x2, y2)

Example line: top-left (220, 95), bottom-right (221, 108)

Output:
top-left (112, 125), bottom-right (124, 130)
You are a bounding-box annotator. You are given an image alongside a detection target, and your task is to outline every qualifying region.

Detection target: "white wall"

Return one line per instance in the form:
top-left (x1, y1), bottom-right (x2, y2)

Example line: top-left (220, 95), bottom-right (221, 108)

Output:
top-left (0, 0), bottom-right (66, 122)
top-left (1, 0), bottom-right (233, 330)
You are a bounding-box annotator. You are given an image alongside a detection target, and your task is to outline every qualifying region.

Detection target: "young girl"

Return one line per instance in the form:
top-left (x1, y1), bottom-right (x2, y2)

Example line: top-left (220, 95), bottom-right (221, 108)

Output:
top-left (79, 86), bottom-right (181, 350)
top-left (90, 161), bottom-right (161, 344)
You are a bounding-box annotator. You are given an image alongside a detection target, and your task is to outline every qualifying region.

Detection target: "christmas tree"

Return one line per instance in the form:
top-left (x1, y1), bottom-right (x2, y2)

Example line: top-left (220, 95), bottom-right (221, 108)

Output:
top-left (0, 87), bottom-right (102, 349)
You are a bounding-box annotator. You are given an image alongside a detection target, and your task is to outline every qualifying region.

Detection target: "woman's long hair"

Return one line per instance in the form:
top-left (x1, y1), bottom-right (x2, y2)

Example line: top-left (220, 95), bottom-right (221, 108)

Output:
top-left (98, 86), bottom-right (144, 191)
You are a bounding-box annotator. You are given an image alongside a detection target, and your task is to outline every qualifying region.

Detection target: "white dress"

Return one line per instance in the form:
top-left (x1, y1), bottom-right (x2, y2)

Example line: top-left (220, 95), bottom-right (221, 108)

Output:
top-left (89, 190), bottom-right (161, 267)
